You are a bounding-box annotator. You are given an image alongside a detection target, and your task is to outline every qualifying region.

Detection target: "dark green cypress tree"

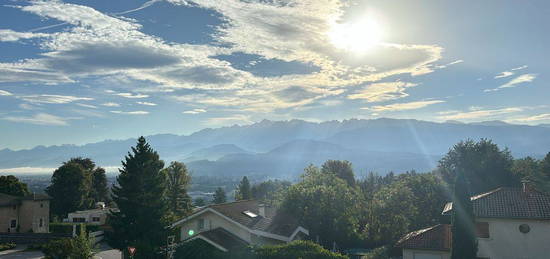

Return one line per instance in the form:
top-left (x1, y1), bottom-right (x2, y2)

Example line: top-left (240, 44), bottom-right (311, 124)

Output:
top-left (213, 187), bottom-right (227, 204)
top-left (109, 137), bottom-right (169, 259)
top-left (451, 170), bottom-right (478, 259)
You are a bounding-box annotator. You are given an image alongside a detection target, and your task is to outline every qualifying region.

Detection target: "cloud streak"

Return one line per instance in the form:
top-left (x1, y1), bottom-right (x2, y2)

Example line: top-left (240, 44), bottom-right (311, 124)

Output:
top-left (2, 113), bottom-right (70, 126)
top-left (365, 100), bottom-right (445, 112)
top-left (485, 74), bottom-right (537, 92)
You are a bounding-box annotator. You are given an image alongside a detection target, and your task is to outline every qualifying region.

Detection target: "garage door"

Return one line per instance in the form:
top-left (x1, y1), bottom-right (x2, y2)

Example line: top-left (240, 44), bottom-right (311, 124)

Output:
top-left (413, 253), bottom-right (442, 259)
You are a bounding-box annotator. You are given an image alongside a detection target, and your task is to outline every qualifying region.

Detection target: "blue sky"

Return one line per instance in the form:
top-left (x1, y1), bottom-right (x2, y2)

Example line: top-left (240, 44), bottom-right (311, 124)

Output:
top-left (0, 0), bottom-right (549, 150)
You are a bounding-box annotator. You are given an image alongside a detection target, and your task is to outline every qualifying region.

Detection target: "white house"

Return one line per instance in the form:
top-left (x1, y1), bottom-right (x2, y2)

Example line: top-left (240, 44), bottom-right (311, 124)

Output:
top-left (171, 200), bottom-right (309, 252)
top-left (397, 183), bottom-right (550, 259)
top-left (66, 203), bottom-right (118, 225)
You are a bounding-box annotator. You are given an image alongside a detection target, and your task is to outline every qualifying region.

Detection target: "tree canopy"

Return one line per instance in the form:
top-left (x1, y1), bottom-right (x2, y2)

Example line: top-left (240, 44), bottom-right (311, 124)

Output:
top-left (0, 175), bottom-right (30, 197)
top-left (281, 165), bottom-right (363, 248)
top-left (162, 161), bottom-right (192, 218)
top-left (437, 139), bottom-right (519, 194)
top-left (46, 161), bottom-right (93, 217)
top-left (321, 160), bottom-right (356, 186)
top-left (235, 176), bottom-right (251, 201)
top-left (109, 137), bottom-right (170, 259)
top-left (213, 187), bottom-right (227, 204)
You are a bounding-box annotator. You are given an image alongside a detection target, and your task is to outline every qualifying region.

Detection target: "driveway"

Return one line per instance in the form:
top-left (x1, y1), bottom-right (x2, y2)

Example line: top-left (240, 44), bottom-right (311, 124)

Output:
top-left (93, 243), bottom-right (122, 259)
top-left (0, 250), bottom-right (44, 259)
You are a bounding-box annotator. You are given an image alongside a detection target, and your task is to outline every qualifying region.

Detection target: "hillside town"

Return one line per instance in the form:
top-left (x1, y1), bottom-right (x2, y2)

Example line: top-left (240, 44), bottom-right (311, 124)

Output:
top-left (1, 137), bottom-right (549, 258)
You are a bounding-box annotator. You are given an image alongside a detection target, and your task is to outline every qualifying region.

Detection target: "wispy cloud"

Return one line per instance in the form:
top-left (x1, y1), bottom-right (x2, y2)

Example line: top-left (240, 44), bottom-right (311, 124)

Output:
top-left (182, 108), bottom-right (206, 114)
top-left (110, 110), bottom-right (149, 115)
top-left (438, 107), bottom-right (523, 120)
top-left (115, 93), bottom-right (149, 99)
top-left (511, 65), bottom-right (528, 71)
top-left (348, 82), bottom-right (418, 102)
top-left (0, 90), bottom-right (12, 96)
top-left (0, 29), bottom-right (49, 42)
top-left (101, 102), bottom-right (120, 107)
top-left (2, 113), bottom-right (70, 126)
top-left (75, 103), bottom-right (97, 109)
top-left (485, 74), bottom-right (537, 92)
top-left (136, 101), bottom-right (157, 106)
top-left (494, 71), bottom-right (514, 79)
top-left (18, 94), bottom-right (94, 104)
top-left (364, 100), bottom-right (445, 112)
top-left (512, 113), bottom-right (550, 122)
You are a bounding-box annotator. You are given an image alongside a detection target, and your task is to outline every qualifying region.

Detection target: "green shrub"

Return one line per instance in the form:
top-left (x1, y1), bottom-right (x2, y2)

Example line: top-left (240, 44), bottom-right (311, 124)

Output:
top-left (0, 242), bottom-right (16, 251)
top-left (50, 223), bottom-right (100, 235)
top-left (361, 246), bottom-right (390, 259)
top-left (255, 240), bottom-right (349, 259)
top-left (42, 224), bottom-right (92, 259)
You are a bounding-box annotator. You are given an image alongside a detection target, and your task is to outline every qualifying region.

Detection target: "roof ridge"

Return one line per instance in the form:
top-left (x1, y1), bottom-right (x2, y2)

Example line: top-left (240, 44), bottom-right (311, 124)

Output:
top-left (208, 199), bottom-right (256, 208)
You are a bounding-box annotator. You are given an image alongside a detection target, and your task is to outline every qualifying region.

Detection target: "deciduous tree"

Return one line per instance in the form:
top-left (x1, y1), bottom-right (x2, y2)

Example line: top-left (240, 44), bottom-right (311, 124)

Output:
top-left (438, 139), bottom-right (519, 194)
top-left (321, 160), bottom-right (356, 186)
top-left (162, 161), bottom-right (192, 218)
top-left (0, 175), bottom-right (30, 197)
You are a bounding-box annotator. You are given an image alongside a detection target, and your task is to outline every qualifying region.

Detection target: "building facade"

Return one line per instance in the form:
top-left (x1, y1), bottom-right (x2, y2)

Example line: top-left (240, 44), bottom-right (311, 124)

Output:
top-left (0, 193), bottom-right (50, 233)
top-left (171, 200), bottom-right (309, 252)
top-left (397, 185), bottom-right (550, 259)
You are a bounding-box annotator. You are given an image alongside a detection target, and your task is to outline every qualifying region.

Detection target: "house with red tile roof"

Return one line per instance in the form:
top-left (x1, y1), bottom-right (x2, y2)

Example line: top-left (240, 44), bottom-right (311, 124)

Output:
top-left (170, 200), bottom-right (309, 253)
top-left (397, 183), bottom-right (550, 259)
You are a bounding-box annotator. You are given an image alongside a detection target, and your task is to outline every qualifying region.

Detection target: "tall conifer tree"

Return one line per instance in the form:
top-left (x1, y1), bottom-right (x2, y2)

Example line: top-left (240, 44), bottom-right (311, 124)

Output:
top-left (213, 187), bottom-right (227, 204)
top-left (109, 137), bottom-right (169, 258)
top-left (451, 170), bottom-right (478, 259)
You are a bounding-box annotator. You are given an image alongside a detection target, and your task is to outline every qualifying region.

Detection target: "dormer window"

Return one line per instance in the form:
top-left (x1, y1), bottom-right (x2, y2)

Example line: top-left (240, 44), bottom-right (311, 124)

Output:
top-left (243, 210), bottom-right (258, 218)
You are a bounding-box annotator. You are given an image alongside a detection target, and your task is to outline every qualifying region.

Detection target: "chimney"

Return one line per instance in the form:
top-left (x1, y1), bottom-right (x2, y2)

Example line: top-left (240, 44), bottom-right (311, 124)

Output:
top-left (258, 203), bottom-right (266, 217)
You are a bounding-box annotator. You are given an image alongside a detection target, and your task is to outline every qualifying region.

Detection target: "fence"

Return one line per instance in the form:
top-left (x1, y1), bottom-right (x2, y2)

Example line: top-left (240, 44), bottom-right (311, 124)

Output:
top-left (89, 230), bottom-right (104, 245)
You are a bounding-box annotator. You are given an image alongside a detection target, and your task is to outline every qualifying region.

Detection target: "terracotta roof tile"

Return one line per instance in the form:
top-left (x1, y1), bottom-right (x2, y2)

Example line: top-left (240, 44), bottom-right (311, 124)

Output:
top-left (396, 224), bottom-right (451, 251)
top-left (442, 187), bottom-right (550, 219)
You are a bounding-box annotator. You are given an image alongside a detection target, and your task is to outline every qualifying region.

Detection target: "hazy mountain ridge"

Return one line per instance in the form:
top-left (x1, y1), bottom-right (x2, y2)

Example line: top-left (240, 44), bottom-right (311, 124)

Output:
top-left (1, 118), bottom-right (549, 176)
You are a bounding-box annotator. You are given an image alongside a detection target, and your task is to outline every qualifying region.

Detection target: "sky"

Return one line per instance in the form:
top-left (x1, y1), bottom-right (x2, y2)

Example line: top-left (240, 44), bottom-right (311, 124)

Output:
top-left (0, 0), bottom-right (549, 150)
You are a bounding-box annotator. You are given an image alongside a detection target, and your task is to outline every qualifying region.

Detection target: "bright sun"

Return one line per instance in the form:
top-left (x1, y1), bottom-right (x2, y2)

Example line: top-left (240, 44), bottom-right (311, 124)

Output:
top-left (329, 15), bottom-right (385, 53)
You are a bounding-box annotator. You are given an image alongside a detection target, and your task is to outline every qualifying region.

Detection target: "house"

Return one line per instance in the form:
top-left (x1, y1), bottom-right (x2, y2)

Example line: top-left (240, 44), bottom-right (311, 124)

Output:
top-left (171, 200), bottom-right (309, 252)
top-left (397, 183), bottom-right (550, 259)
top-left (65, 202), bottom-right (117, 225)
top-left (0, 193), bottom-right (50, 233)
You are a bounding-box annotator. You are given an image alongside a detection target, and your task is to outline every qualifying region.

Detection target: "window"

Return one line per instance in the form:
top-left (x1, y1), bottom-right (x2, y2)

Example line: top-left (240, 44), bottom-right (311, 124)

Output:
top-left (72, 217), bottom-right (86, 223)
top-left (10, 219), bottom-right (17, 228)
top-left (476, 222), bottom-right (490, 238)
top-left (519, 224), bottom-right (530, 233)
top-left (243, 210), bottom-right (258, 218)
top-left (92, 217), bottom-right (101, 222)
top-left (39, 218), bottom-right (43, 227)
top-left (198, 218), bottom-right (205, 230)
top-left (40, 203), bottom-right (43, 208)
top-left (12, 205), bottom-right (16, 210)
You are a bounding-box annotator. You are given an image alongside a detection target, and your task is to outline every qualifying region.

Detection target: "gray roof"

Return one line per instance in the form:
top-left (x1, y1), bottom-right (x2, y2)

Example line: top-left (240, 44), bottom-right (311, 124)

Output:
top-left (442, 187), bottom-right (550, 220)
top-left (197, 227), bottom-right (249, 251)
top-left (206, 200), bottom-right (302, 237)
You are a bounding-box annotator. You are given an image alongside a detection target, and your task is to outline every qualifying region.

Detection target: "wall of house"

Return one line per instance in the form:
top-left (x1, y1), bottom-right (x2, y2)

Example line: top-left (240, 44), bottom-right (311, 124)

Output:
top-left (67, 210), bottom-right (108, 225)
top-left (0, 205), bottom-right (19, 232)
top-left (403, 249), bottom-right (450, 259)
top-left (178, 210), bottom-right (252, 243)
top-left (19, 200), bottom-right (49, 233)
top-left (476, 218), bottom-right (550, 259)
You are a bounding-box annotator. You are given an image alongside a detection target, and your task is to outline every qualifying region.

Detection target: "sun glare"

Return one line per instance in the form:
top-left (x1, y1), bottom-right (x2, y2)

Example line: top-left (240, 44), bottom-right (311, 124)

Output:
top-left (329, 15), bottom-right (385, 53)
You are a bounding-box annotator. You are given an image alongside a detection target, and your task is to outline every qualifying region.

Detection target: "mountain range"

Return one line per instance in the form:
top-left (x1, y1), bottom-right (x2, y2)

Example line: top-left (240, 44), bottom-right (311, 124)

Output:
top-left (1, 118), bottom-right (549, 178)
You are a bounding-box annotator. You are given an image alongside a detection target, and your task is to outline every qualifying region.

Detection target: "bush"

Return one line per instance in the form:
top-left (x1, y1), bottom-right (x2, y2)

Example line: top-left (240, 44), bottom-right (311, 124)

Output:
top-left (42, 224), bottom-right (92, 259)
top-left (255, 240), bottom-right (349, 259)
top-left (362, 246), bottom-right (390, 259)
top-left (0, 242), bottom-right (16, 251)
top-left (50, 223), bottom-right (100, 235)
